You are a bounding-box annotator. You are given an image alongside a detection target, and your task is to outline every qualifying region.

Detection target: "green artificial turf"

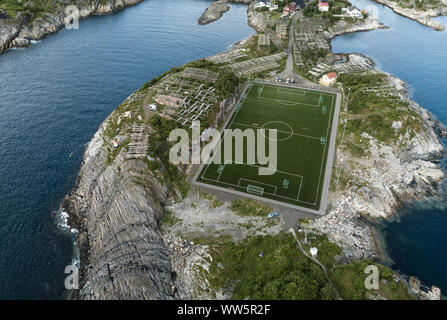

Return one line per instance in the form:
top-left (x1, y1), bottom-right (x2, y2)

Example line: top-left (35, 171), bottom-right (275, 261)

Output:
top-left (197, 82), bottom-right (336, 210)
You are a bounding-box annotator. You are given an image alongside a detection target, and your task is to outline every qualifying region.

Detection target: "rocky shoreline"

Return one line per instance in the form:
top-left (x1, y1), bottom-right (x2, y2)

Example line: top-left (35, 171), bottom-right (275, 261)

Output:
top-left (0, 0), bottom-right (144, 55)
top-left (372, 0), bottom-right (447, 31)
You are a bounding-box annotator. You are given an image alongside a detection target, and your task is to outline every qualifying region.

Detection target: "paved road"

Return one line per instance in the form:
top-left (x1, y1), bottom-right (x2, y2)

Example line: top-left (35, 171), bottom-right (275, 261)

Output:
top-left (275, 13), bottom-right (340, 93)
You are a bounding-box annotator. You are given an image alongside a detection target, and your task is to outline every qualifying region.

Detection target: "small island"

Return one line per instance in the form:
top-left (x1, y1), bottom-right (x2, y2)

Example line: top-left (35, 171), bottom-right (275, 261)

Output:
top-left (198, 0), bottom-right (231, 25)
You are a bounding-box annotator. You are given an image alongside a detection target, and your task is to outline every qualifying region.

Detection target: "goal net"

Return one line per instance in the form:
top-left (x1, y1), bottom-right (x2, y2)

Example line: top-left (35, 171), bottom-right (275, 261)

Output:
top-left (247, 185), bottom-right (264, 196)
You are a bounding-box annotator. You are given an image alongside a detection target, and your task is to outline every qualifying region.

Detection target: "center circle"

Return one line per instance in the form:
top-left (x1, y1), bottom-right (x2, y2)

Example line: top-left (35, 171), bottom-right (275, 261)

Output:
top-left (261, 121), bottom-right (293, 142)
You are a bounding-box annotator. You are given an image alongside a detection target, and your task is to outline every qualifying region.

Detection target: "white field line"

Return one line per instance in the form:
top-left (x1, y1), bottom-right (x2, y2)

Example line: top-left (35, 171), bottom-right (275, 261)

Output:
top-left (204, 160), bottom-right (308, 203)
top-left (201, 84), bottom-right (253, 179)
top-left (231, 121), bottom-right (320, 141)
top-left (313, 93), bottom-right (335, 204)
top-left (238, 178), bottom-right (277, 194)
top-left (201, 83), bottom-right (335, 206)
top-left (277, 87), bottom-right (306, 96)
top-left (200, 175), bottom-right (308, 204)
top-left (296, 177), bottom-right (303, 201)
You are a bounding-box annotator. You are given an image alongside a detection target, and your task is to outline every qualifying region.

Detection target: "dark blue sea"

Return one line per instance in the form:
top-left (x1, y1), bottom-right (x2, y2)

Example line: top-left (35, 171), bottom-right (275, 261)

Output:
top-left (0, 0), bottom-right (253, 299)
top-left (332, 0), bottom-right (447, 294)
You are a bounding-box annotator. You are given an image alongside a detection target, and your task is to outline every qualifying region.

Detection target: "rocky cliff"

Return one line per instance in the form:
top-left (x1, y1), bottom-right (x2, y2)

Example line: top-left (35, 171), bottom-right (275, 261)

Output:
top-left (0, 0), bottom-right (144, 55)
top-left (64, 92), bottom-right (179, 299)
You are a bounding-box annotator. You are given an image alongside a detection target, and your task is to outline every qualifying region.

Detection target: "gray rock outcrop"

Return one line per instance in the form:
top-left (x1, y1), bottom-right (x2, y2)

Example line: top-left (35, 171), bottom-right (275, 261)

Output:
top-left (64, 107), bottom-right (177, 299)
top-left (198, 1), bottom-right (230, 25)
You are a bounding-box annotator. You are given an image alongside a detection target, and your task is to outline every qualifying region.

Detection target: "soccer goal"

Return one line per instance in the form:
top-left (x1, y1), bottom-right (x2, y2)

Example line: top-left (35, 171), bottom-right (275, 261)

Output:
top-left (247, 185), bottom-right (264, 196)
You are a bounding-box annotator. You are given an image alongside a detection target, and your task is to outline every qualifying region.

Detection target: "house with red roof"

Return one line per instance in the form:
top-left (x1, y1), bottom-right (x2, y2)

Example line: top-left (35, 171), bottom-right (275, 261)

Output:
top-left (319, 72), bottom-right (338, 86)
top-left (318, 1), bottom-right (329, 12)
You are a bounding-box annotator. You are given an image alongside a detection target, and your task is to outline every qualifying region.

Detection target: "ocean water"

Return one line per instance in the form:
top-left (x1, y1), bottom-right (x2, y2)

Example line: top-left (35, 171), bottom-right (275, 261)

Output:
top-left (0, 0), bottom-right (253, 299)
top-left (332, 0), bottom-right (447, 293)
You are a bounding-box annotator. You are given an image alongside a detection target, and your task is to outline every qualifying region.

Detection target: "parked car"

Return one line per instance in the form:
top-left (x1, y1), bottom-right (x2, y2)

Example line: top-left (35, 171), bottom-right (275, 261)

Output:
top-left (268, 211), bottom-right (279, 218)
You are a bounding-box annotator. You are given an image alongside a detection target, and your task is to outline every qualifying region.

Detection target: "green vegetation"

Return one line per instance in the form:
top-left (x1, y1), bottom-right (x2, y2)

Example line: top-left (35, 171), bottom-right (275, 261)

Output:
top-left (207, 232), bottom-right (414, 300)
top-left (148, 115), bottom-right (185, 182)
top-left (0, 0), bottom-right (50, 19)
top-left (339, 73), bottom-right (422, 145)
top-left (332, 259), bottom-right (415, 300)
top-left (208, 233), bottom-right (338, 299)
top-left (245, 33), bottom-right (280, 59)
top-left (197, 83), bottom-right (336, 210)
top-left (303, 0), bottom-right (353, 23)
top-left (230, 199), bottom-right (271, 217)
top-left (160, 209), bottom-right (181, 228)
top-left (301, 49), bottom-right (329, 65)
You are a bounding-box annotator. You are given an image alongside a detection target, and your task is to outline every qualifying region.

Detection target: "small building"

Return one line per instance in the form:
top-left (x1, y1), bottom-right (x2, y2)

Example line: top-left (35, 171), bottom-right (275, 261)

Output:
top-left (347, 6), bottom-right (363, 19)
top-left (268, 3), bottom-right (279, 11)
top-left (148, 104), bottom-right (157, 111)
top-left (283, 6), bottom-right (291, 15)
top-left (319, 72), bottom-right (338, 86)
top-left (318, 2), bottom-right (329, 12)
top-left (310, 247), bottom-right (318, 257)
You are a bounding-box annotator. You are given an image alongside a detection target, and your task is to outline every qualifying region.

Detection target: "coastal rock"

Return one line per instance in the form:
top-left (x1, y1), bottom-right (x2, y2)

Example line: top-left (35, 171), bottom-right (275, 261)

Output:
top-left (307, 73), bottom-right (445, 260)
top-left (64, 104), bottom-right (176, 299)
top-left (198, 1), bottom-right (230, 25)
top-left (0, 0), bottom-right (144, 55)
top-left (11, 37), bottom-right (30, 47)
top-left (247, 3), bottom-right (268, 31)
top-left (372, 0), bottom-right (447, 31)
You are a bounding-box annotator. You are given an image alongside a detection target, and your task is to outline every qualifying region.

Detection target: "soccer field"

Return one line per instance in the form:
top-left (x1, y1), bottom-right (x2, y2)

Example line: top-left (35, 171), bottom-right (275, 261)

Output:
top-left (196, 82), bottom-right (338, 211)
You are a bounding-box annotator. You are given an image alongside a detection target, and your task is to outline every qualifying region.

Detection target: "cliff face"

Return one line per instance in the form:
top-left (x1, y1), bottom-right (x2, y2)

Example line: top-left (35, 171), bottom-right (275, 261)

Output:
top-left (0, 0), bottom-right (144, 55)
top-left (307, 73), bottom-right (445, 261)
top-left (247, 3), bottom-right (267, 31)
top-left (64, 104), bottom-right (177, 299)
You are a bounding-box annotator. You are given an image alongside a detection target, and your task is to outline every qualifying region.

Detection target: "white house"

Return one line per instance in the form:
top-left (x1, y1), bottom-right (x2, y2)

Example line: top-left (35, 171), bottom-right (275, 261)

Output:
top-left (254, 1), bottom-right (267, 9)
top-left (148, 104), bottom-right (157, 111)
top-left (318, 2), bottom-right (329, 12)
top-left (347, 6), bottom-right (363, 19)
top-left (268, 3), bottom-right (279, 11)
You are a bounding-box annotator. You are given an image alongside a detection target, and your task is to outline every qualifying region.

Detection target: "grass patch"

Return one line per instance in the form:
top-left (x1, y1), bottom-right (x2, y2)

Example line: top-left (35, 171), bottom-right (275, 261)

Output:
top-left (231, 199), bottom-right (271, 217)
top-left (160, 209), bottom-right (181, 228)
top-left (208, 233), bottom-right (337, 299)
top-left (331, 259), bottom-right (414, 300)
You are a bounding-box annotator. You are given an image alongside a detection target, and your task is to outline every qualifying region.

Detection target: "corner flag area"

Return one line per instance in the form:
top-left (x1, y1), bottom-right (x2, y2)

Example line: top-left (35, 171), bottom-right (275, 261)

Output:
top-left (195, 82), bottom-right (339, 213)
